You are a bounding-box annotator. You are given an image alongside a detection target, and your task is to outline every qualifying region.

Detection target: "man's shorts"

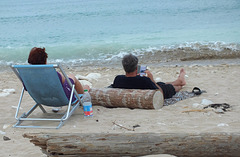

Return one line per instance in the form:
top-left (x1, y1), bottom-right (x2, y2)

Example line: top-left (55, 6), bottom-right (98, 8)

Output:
top-left (157, 82), bottom-right (176, 99)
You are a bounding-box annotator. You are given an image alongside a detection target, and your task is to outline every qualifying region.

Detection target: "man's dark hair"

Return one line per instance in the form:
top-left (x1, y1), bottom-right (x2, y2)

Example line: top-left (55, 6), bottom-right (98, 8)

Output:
top-left (122, 54), bottom-right (138, 73)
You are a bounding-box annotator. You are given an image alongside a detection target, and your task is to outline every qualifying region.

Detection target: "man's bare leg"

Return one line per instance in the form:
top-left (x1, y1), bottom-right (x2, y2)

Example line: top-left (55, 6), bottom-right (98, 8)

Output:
top-left (166, 68), bottom-right (186, 91)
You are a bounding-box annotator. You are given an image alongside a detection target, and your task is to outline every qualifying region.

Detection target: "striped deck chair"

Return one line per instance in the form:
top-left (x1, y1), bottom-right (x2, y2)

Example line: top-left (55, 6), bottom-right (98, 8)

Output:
top-left (11, 64), bottom-right (82, 129)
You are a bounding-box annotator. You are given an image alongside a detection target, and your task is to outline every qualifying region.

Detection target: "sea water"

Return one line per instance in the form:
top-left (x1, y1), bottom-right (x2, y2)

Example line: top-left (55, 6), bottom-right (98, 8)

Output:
top-left (0, 0), bottom-right (240, 66)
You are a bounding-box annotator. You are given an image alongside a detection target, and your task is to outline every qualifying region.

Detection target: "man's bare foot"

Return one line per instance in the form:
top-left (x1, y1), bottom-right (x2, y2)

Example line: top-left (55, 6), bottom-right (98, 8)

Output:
top-left (179, 68), bottom-right (186, 86)
top-left (166, 68), bottom-right (186, 87)
top-left (180, 68), bottom-right (186, 76)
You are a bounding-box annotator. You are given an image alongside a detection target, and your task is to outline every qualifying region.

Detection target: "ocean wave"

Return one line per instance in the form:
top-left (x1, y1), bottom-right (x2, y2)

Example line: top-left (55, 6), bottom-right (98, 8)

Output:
top-left (0, 42), bottom-right (240, 67)
top-left (72, 41), bottom-right (240, 66)
top-left (177, 41), bottom-right (240, 51)
top-left (103, 42), bottom-right (240, 63)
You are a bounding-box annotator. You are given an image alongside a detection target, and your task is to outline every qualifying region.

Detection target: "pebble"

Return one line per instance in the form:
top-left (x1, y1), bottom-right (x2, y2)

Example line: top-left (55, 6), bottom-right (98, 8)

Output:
top-left (155, 77), bottom-right (162, 82)
top-left (217, 123), bottom-right (229, 127)
top-left (214, 108), bottom-right (225, 113)
top-left (3, 136), bottom-right (11, 141)
top-left (79, 80), bottom-right (92, 88)
top-left (86, 73), bottom-right (101, 82)
top-left (201, 99), bottom-right (213, 106)
top-left (192, 103), bottom-right (203, 109)
top-left (76, 73), bottom-right (101, 82)
top-left (3, 124), bottom-right (11, 130)
top-left (0, 130), bottom-right (6, 135)
top-left (0, 88), bottom-right (16, 97)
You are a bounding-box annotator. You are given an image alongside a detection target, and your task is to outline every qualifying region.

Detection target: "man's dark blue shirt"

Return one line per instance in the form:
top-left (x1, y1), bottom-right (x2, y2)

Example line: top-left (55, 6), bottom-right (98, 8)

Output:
top-left (112, 75), bottom-right (158, 89)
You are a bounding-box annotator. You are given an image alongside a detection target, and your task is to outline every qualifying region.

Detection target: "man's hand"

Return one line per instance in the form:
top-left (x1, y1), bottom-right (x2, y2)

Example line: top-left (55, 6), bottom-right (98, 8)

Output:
top-left (145, 70), bottom-right (154, 83)
top-left (145, 70), bottom-right (163, 94)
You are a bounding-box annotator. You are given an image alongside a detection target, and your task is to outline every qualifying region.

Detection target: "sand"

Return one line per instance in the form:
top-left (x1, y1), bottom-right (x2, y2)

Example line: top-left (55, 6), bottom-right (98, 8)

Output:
top-left (0, 60), bottom-right (240, 156)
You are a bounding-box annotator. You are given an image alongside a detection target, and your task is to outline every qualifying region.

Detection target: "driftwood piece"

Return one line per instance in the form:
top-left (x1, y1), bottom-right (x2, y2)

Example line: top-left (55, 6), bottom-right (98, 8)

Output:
top-left (89, 88), bottom-right (163, 109)
top-left (23, 132), bottom-right (240, 157)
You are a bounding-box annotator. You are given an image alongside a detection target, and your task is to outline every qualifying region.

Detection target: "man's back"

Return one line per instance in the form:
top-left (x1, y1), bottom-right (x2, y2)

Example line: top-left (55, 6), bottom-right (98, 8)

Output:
top-left (112, 75), bottom-right (158, 89)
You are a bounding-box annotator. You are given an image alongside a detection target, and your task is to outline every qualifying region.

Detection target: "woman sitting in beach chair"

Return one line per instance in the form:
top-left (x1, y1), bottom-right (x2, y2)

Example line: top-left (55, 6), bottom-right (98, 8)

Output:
top-left (28, 47), bottom-right (89, 106)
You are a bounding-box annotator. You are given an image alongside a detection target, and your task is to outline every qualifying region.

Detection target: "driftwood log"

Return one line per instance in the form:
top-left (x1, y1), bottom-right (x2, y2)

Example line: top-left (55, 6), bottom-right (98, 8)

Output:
top-left (89, 88), bottom-right (163, 109)
top-left (23, 132), bottom-right (240, 157)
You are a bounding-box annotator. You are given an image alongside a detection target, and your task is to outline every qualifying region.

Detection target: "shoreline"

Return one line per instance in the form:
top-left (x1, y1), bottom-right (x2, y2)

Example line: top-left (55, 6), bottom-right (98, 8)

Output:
top-left (1, 42), bottom-right (240, 70)
top-left (1, 58), bottom-right (240, 73)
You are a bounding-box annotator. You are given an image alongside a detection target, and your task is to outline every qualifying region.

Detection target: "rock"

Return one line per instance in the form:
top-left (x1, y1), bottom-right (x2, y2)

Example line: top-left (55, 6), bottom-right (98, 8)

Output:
top-left (3, 124), bottom-right (11, 130)
top-left (0, 88), bottom-right (16, 97)
top-left (0, 88), bottom-right (15, 97)
top-left (0, 130), bottom-right (6, 135)
top-left (192, 103), bottom-right (203, 109)
top-left (79, 80), bottom-right (92, 88)
top-left (201, 99), bottom-right (213, 106)
top-left (76, 73), bottom-right (101, 82)
top-left (214, 108), bottom-right (225, 114)
top-left (3, 136), bottom-right (11, 141)
top-left (155, 77), bottom-right (162, 82)
top-left (75, 74), bottom-right (88, 80)
top-left (217, 123), bottom-right (229, 127)
top-left (0, 92), bottom-right (10, 97)
top-left (3, 88), bottom-right (16, 94)
top-left (86, 73), bottom-right (101, 82)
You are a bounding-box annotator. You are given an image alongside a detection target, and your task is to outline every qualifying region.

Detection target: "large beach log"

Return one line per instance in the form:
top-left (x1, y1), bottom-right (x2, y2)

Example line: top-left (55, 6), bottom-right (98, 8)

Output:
top-left (89, 88), bottom-right (163, 109)
top-left (23, 132), bottom-right (240, 157)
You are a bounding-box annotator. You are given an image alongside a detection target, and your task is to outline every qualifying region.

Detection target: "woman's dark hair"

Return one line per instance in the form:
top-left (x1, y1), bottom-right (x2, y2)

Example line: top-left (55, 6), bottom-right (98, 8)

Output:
top-left (28, 47), bottom-right (48, 64)
top-left (122, 54), bottom-right (138, 73)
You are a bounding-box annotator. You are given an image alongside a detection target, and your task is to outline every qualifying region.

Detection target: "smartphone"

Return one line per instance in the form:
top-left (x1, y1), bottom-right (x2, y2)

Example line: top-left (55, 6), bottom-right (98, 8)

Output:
top-left (137, 65), bottom-right (147, 76)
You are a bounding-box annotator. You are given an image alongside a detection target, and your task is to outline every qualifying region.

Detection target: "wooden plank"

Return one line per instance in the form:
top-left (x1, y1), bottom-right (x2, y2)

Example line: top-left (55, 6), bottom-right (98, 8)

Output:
top-left (23, 132), bottom-right (240, 157)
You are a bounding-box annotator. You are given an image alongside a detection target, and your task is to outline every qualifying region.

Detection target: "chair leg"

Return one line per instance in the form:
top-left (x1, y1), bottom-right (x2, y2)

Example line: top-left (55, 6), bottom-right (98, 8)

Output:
top-left (14, 85), bottom-right (80, 129)
top-left (26, 103), bottom-right (42, 116)
top-left (14, 103), bottom-right (40, 127)
top-left (38, 104), bottom-right (47, 113)
top-left (56, 102), bottom-right (79, 129)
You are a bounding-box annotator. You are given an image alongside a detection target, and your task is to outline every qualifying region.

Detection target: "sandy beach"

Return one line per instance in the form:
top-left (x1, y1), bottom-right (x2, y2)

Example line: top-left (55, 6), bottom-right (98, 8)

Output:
top-left (0, 59), bottom-right (240, 156)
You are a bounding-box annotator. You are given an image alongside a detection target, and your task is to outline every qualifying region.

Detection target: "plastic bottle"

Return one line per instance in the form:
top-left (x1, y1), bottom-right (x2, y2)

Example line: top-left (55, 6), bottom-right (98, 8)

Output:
top-left (82, 89), bottom-right (93, 118)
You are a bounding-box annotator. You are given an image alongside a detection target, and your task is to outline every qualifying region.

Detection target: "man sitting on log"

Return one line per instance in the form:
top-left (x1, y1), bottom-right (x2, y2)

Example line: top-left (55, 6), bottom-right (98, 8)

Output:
top-left (111, 54), bottom-right (186, 99)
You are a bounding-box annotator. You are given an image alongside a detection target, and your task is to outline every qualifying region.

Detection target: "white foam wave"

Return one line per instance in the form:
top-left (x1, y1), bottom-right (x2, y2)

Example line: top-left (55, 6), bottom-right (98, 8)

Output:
top-left (0, 41), bottom-right (239, 67)
top-left (177, 41), bottom-right (240, 51)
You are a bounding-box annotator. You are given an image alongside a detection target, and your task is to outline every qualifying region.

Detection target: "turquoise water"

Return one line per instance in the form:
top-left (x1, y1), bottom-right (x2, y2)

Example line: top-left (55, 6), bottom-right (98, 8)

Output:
top-left (0, 0), bottom-right (240, 65)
